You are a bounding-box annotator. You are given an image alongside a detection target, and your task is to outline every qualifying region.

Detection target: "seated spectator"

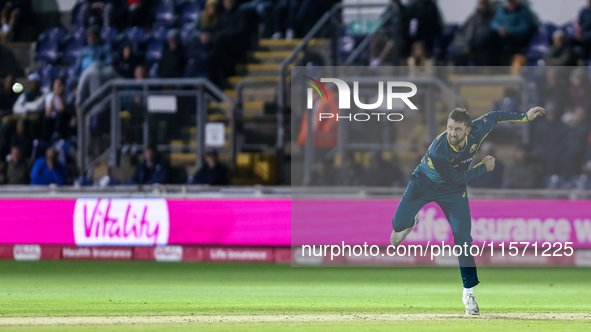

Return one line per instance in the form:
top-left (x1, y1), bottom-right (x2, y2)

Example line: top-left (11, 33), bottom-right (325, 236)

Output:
top-left (12, 73), bottom-right (45, 115)
top-left (190, 149), bottom-right (229, 185)
top-left (79, 0), bottom-right (115, 28)
top-left (0, 74), bottom-right (17, 118)
top-left (504, 144), bottom-right (542, 189)
top-left (568, 68), bottom-right (591, 110)
top-left (479, 0), bottom-right (536, 65)
top-left (468, 142), bottom-right (505, 188)
top-left (113, 43), bottom-right (140, 78)
top-left (370, 0), bottom-right (411, 66)
top-left (9, 118), bottom-right (32, 158)
top-left (576, 0), bottom-right (591, 58)
top-left (5, 145), bottom-right (30, 184)
top-left (557, 106), bottom-right (591, 179)
top-left (543, 30), bottom-right (576, 66)
top-left (450, 0), bottom-right (495, 66)
top-left (157, 29), bottom-right (186, 78)
top-left (185, 0), bottom-right (221, 77)
top-left (407, 41), bottom-right (434, 76)
top-left (0, 0), bottom-right (31, 43)
top-left (74, 26), bottom-right (113, 76)
top-left (121, 64), bottom-right (146, 144)
top-left (407, 0), bottom-right (443, 56)
top-left (43, 77), bottom-right (74, 142)
top-left (335, 152), bottom-right (360, 186)
top-left (304, 159), bottom-right (333, 186)
top-left (533, 102), bottom-right (568, 175)
top-left (30, 147), bottom-right (67, 185)
top-left (131, 145), bottom-right (170, 184)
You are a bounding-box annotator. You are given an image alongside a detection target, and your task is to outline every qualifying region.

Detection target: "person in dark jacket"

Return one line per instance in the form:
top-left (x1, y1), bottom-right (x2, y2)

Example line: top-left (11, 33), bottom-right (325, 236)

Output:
top-left (30, 147), bottom-right (67, 185)
top-left (157, 29), bottom-right (186, 78)
top-left (5, 145), bottom-right (30, 184)
top-left (576, 0), bottom-right (591, 58)
top-left (557, 106), bottom-right (591, 179)
top-left (407, 0), bottom-right (443, 57)
top-left (185, 0), bottom-right (221, 77)
top-left (451, 0), bottom-right (495, 65)
top-left (543, 30), bottom-right (576, 66)
top-left (9, 118), bottom-right (32, 158)
top-left (113, 43), bottom-right (140, 78)
top-left (190, 149), bottom-right (229, 185)
top-left (532, 102), bottom-right (568, 175)
top-left (131, 145), bottom-right (170, 184)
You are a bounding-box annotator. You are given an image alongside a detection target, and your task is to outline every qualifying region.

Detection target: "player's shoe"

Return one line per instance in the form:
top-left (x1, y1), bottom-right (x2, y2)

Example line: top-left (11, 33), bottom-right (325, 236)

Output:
top-left (390, 214), bottom-right (420, 246)
top-left (462, 294), bottom-right (480, 315)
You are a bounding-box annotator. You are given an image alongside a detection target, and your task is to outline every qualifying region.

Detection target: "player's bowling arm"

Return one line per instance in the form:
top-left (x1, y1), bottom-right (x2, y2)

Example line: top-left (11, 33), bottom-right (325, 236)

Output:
top-left (475, 110), bottom-right (529, 136)
top-left (431, 155), bottom-right (488, 186)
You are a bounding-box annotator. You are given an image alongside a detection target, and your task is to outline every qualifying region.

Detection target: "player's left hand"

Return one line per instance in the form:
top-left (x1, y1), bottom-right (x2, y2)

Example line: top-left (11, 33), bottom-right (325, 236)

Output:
top-left (527, 106), bottom-right (546, 121)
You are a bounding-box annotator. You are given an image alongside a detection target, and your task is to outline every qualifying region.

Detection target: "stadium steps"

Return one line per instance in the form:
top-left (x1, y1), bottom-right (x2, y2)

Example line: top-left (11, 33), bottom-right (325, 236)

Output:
top-left (252, 51), bottom-right (294, 64)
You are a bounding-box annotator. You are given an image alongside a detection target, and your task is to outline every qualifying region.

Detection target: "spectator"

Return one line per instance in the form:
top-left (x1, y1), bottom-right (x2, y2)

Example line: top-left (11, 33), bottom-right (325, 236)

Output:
top-left (543, 30), bottom-right (576, 66)
top-left (480, 0), bottom-right (536, 65)
top-left (113, 43), bottom-right (140, 78)
top-left (30, 147), bottom-right (68, 185)
top-left (209, 0), bottom-right (251, 85)
top-left (12, 73), bottom-right (45, 115)
top-left (335, 152), bottom-right (360, 186)
top-left (190, 149), bottom-right (229, 185)
top-left (79, 0), bottom-right (115, 28)
top-left (538, 67), bottom-right (568, 116)
top-left (0, 74), bottom-right (17, 118)
top-left (43, 77), bottom-right (74, 142)
top-left (450, 0), bottom-right (495, 66)
top-left (370, 0), bottom-right (412, 66)
top-left (467, 142), bottom-right (505, 188)
top-left (533, 102), bottom-right (568, 175)
top-left (557, 106), bottom-right (591, 179)
top-left (74, 26), bottom-right (113, 75)
top-left (305, 159), bottom-right (332, 186)
top-left (121, 64), bottom-right (146, 144)
top-left (568, 68), bottom-right (591, 110)
top-left (157, 29), bottom-right (186, 78)
top-left (131, 145), bottom-right (170, 184)
top-left (407, 0), bottom-right (443, 56)
top-left (407, 41), bottom-right (434, 76)
top-left (9, 118), bottom-right (32, 158)
top-left (505, 144), bottom-right (542, 189)
top-left (576, 0), bottom-right (591, 58)
top-left (185, 0), bottom-right (221, 77)
top-left (5, 145), bottom-right (30, 184)
top-left (0, 0), bottom-right (31, 43)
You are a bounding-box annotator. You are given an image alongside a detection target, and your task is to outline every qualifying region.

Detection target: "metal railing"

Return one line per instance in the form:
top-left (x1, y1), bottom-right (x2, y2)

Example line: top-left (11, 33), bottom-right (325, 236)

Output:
top-left (78, 78), bottom-right (234, 177)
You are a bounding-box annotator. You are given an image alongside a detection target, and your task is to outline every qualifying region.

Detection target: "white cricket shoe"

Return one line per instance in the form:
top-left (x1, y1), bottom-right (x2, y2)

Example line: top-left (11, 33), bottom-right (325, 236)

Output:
top-left (463, 294), bottom-right (480, 315)
top-left (390, 214), bottom-right (420, 246)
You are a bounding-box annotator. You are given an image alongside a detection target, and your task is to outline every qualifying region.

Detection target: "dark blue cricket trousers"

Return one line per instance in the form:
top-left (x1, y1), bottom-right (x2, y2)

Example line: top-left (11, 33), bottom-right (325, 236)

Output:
top-left (392, 175), bottom-right (479, 288)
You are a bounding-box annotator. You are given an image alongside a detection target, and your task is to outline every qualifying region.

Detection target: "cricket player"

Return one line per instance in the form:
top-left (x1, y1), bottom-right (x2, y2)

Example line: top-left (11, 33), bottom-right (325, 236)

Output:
top-left (390, 106), bottom-right (545, 315)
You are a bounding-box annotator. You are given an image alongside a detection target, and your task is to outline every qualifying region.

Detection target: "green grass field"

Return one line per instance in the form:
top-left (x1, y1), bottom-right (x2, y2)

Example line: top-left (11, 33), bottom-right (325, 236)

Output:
top-left (0, 261), bottom-right (590, 331)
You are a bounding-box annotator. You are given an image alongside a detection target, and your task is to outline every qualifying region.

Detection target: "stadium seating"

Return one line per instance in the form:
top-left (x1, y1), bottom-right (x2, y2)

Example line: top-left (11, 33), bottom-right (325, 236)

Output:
top-left (35, 28), bottom-right (66, 63)
top-left (525, 22), bottom-right (557, 65)
top-left (117, 26), bottom-right (145, 53)
top-left (180, 3), bottom-right (200, 25)
top-left (154, 2), bottom-right (177, 28)
top-left (62, 27), bottom-right (87, 64)
top-left (101, 27), bottom-right (119, 48)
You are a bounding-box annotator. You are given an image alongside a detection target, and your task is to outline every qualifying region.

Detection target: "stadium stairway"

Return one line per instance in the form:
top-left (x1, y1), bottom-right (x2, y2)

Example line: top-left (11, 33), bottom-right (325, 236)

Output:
top-left (172, 38), bottom-right (328, 185)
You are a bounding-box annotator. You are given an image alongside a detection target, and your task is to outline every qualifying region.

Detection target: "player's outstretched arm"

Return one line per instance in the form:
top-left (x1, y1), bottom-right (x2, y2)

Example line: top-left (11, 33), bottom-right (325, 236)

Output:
top-left (526, 106), bottom-right (546, 121)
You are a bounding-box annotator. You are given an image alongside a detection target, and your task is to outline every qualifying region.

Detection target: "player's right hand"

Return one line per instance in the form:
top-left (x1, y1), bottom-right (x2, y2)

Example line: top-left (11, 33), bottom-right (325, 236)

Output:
top-left (483, 155), bottom-right (495, 172)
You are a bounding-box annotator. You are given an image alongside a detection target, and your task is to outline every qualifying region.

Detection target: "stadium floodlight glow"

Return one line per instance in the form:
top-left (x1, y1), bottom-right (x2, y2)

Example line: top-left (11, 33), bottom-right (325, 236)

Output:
top-left (304, 77), bottom-right (418, 110)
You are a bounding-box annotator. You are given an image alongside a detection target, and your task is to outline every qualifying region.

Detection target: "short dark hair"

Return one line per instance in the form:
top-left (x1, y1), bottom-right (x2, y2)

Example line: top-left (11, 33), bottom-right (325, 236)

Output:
top-left (448, 108), bottom-right (472, 128)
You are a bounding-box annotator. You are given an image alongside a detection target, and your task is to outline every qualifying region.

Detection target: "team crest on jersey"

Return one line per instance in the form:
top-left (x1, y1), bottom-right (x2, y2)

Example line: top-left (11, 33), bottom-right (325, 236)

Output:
top-left (469, 144), bottom-right (478, 153)
top-left (483, 118), bottom-right (488, 123)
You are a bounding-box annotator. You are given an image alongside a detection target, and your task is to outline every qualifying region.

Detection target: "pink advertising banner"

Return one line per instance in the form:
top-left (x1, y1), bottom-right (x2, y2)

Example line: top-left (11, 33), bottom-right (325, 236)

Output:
top-left (0, 198), bottom-right (590, 248)
top-left (292, 199), bottom-right (591, 248)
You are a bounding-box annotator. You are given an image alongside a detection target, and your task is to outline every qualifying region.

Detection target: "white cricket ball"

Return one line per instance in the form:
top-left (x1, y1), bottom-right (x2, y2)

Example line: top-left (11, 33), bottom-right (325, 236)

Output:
top-left (12, 83), bottom-right (23, 93)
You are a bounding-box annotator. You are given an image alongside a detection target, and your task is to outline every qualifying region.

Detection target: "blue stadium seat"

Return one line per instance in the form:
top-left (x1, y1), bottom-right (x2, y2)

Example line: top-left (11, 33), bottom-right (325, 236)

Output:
top-left (117, 27), bottom-right (144, 52)
top-left (525, 22), bottom-right (557, 64)
top-left (146, 26), bottom-right (170, 41)
top-left (154, 3), bottom-right (177, 28)
top-left (180, 3), bottom-right (200, 25)
top-left (149, 62), bottom-right (159, 78)
top-left (180, 23), bottom-right (194, 45)
top-left (101, 27), bottom-right (118, 47)
top-left (35, 28), bottom-right (66, 63)
top-left (144, 40), bottom-right (165, 63)
top-left (62, 27), bottom-right (87, 64)
top-left (38, 64), bottom-right (60, 93)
